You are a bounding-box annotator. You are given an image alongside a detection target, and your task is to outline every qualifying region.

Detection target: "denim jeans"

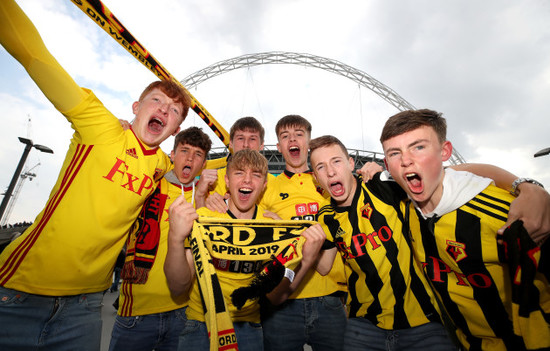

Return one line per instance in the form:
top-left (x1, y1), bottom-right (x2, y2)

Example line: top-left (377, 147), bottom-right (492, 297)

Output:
top-left (179, 319), bottom-right (263, 351)
top-left (0, 285), bottom-right (103, 351)
top-left (344, 317), bottom-right (458, 351)
top-left (262, 295), bottom-right (347, 351)
top-left (108, 307), bottom-right (187, 351)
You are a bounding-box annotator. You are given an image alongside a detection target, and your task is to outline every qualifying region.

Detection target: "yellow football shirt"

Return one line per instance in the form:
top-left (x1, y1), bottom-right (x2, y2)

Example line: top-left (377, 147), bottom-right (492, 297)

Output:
top-left (0, 92), bottom-right (171, 295)
top-left (260, 170), bottom-right (347, 299)
top-left (118, 175), bottom-right (196, 316)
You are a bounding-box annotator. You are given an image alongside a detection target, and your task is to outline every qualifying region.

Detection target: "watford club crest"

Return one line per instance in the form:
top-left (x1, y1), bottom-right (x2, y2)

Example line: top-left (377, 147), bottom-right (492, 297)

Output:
top-left (446, 240), bottom-right (467, 263)
top-left (316, 185), bottom-right (324, 196)
top-left (360, 203), bottom-right (373, 219)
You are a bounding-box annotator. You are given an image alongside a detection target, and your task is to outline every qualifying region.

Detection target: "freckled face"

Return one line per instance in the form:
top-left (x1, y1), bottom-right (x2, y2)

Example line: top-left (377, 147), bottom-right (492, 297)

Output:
top-left (131, 88), bottom-right (184, 147)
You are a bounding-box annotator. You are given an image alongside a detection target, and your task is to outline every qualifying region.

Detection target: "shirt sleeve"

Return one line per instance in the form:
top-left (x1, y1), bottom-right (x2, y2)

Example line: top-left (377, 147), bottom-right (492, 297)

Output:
top-left (0, 0), bottom-right (87, 113)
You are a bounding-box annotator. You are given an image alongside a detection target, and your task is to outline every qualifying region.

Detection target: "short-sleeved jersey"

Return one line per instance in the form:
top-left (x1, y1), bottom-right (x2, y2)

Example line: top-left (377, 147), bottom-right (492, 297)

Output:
top-left (406, 184), bottom-right (550, 350)
top-left (260, 170), bottom-right (347, 299)
top-left (317, 175), bottom-right (440, 330)
top-left (0, 91), bottom-right (171, 296)
top-left (186, 207), bottom-right (272, 323)
top-left (118, 175), bottom-right (195, 317)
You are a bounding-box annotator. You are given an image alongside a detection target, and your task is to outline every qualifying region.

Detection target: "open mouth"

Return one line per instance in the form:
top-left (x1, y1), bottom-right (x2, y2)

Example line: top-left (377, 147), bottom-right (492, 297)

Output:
top-left (405, 172), bottom-right (423, 193)
top-left (289, 146), bottom-right (300, 157)
top-left (329, 181), bottom-right (345, 197)
top-left (148, 117), bottom-right (165, 133)
top-left (238, 187), bottom-right (253, 200)
top-left (239, 187), bottom-right (252, 195)
top-left (181, 165), bottom-right (192, 178)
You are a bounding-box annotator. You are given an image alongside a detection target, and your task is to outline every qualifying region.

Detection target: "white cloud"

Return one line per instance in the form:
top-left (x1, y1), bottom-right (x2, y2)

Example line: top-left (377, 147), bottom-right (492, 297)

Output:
top-left (1, 0), bottom-right (549, 223)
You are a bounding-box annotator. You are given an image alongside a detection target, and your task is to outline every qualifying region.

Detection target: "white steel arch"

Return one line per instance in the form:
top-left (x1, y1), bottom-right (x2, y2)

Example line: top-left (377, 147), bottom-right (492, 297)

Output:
top-left (181, 51), bottom-right (465, 164)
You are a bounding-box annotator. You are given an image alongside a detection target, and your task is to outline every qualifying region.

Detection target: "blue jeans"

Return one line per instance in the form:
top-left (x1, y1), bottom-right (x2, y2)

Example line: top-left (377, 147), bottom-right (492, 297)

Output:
top-left (262, 295), bottom-right (347, 351)
top-left (344, 317), bottom-right (458, 351)
top-left (179, 319), bottom-right (263, 351)
top-left (108, 307), bottom-right (187, 351)
top-left (0, 285), bottom-right (103, 351)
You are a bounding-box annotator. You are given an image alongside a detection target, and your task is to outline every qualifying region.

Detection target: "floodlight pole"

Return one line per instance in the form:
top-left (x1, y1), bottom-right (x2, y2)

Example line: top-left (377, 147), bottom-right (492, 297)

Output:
top-left (0, 137), bottom-right (53, 224)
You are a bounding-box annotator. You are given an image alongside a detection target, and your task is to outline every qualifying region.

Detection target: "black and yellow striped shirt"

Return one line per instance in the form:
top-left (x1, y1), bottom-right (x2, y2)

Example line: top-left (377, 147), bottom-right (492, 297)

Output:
top-left (405, 184), bottom-right (550, 350)
top-left (317, 175), bottom-right (441, 330)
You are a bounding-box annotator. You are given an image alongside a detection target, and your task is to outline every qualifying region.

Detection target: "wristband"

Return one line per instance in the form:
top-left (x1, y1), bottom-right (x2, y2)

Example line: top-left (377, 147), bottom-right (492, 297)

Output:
top-left (284, 268), bottom-right (295, 283)
top-left (510, 177), bottom-right (544, 196)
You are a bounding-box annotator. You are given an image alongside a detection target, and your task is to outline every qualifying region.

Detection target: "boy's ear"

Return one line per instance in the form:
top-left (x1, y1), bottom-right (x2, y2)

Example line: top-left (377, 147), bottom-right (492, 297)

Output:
top-left (171, 126), bottom-right (181, 137)
top-left (441, 141), bottom-right (453, 162)
top-left (348, 157), bottom-right (355, 170)
top-left (383, 157), bottom-right (389, 170)
top-left (170, 150), bottom-right (175, 162)
top-left (132, 101), bottom-right (139, 115)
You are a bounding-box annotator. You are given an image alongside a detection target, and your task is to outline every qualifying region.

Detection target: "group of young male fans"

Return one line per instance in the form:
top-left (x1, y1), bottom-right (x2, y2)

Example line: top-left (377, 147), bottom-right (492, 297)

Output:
top-left (1, 0), bottom-right (549, 350)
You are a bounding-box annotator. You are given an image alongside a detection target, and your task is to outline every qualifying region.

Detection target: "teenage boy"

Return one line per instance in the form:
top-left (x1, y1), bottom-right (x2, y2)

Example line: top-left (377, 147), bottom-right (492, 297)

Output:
top-left (164, 149), bottom-right (326, 351)
top-left (0, 1), bottom-right (190, 350)
top-left (108, 127), bottom-right (212, 351)
top-left (196, 116), bottom-right (274, 209)
top-left (380, 109), bottom-right (550, 350)
top-left (259, 115), bottom-right (348, 351)
top-left (311, 135), bottom-right (456, 350)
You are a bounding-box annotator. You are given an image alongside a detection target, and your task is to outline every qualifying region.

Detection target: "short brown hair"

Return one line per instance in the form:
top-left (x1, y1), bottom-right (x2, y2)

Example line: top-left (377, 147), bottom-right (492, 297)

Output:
top-left (227, 149), bottom-right (268, 181)
top-left (229, 117), bottom-right (265, 143)
top-left (310, 135), bottom-right (349, 158)
top-left (275, 115), bottom-right (312, 137)
top-left (139, 80), bottom-right (191, 120)
top-left (380, 109), bottom-right (447, 144)
top-left (173, 127), bottom-right (212, 155)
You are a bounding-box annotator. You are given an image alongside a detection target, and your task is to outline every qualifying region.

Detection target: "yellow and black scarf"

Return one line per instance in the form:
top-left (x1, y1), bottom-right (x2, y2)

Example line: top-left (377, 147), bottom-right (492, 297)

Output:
top-left (191, 217), bottom-right (314, 351)
top-left (121, 184), bottom-right (167, 283)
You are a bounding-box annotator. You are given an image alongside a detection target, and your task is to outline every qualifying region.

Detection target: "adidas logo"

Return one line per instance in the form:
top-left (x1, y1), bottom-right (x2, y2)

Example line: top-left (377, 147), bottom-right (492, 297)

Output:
top-left (126, 148), bottom-right (138, 159)
top-left (335, 226), bottom-right (346, 239)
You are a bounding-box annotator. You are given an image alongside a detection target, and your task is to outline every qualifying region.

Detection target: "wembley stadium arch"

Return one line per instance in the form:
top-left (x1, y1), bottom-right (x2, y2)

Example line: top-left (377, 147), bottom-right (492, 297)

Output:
top-left (181, 51), bottom-right (465, 168)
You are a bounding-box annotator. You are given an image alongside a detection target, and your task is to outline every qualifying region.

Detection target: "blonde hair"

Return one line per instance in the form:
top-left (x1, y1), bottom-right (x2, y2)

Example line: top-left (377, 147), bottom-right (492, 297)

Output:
top-left (227, 149), bottom-right (268, 181)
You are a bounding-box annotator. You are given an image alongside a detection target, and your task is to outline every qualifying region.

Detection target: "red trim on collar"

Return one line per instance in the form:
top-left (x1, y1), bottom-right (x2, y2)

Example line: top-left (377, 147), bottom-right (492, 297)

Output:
top-left (130, 127), bottom-right (159, 156)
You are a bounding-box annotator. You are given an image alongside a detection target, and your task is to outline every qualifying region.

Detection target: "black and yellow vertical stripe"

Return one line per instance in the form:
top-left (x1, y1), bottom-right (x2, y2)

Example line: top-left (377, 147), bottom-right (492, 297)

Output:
top-left (407, 185), bottom-right (550, 350)
top-left (318, 175), bottom-right (440, 330)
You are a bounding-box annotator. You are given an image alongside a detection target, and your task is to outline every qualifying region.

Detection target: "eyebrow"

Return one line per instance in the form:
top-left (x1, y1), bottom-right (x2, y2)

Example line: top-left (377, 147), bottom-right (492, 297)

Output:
top-left (281, 128), bottom-right (306, 134)
top-left (313, 160), bottom-right (325, 167)
top-left (314, 155), bottom-right (342, 165)
top-left (408, 138), bottom-right (429, 148)
top-left (235, 132), bottom-right (258, 137)
top-left (385, 138), bottom-right (428, 153)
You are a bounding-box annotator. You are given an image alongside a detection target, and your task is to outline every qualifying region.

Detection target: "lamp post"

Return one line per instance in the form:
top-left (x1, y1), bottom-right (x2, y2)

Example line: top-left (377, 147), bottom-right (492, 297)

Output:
top-left (0, 137), bottom-right (54, 224)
